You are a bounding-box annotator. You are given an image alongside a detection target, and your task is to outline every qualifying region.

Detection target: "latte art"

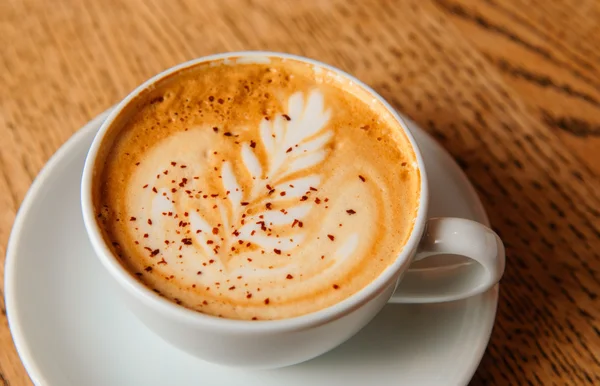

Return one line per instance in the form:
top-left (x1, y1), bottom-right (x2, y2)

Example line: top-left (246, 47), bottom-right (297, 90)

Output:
top-left (175, 90), bottom-right (335, 265)
top-left (94, 58), bottom-right (420, 320)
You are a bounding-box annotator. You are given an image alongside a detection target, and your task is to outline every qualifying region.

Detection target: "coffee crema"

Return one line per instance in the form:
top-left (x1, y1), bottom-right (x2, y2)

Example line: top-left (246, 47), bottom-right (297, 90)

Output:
top-left (93, 57), bottom-right (420, 320)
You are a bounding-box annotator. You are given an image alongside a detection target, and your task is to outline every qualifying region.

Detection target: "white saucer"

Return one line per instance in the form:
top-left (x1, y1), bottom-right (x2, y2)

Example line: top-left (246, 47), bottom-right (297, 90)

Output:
top-left (5, 110), bottom-right (499, 386)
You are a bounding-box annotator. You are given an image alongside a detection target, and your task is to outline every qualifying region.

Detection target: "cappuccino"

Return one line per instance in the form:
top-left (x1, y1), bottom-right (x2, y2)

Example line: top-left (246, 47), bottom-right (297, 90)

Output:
top-left (93, 57), bottom-right (420, 320)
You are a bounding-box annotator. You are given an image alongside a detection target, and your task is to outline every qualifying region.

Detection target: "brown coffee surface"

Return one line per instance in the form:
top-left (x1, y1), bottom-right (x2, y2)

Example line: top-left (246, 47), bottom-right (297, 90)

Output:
top-left (93, 57), bottom-right (420, 320)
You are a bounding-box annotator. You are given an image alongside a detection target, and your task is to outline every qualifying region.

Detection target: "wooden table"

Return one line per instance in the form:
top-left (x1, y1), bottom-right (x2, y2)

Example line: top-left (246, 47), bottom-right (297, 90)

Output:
top-left (1, 0), bottom-right (599, 384)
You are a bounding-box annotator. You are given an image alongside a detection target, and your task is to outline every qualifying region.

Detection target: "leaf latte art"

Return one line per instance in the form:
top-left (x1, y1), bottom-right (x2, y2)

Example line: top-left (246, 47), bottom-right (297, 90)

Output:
top-left (172, 90), bottom-right (338, 267)
top-left (94, 58), bottom-right (420, 320)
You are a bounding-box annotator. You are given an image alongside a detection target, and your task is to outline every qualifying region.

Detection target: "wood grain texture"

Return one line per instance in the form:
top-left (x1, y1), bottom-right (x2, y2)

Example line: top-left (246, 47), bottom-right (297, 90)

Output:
top-left (0, 0), bottom-right (598, 384)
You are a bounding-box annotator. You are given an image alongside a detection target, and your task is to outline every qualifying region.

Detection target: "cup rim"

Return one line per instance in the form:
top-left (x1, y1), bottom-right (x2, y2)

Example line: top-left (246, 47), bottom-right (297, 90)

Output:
top-left (80, 51), bottom-right (430, 333)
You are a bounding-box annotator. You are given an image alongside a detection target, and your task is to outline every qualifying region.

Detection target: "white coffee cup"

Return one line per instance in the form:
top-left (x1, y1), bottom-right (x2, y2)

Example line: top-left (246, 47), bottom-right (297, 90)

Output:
top-left (81, 51), bottom-right (505, 369)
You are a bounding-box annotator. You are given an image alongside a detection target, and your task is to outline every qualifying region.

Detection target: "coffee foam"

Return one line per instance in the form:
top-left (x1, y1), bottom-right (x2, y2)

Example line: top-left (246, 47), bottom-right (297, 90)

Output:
top-left (94, 57), bottom-right (420, 320)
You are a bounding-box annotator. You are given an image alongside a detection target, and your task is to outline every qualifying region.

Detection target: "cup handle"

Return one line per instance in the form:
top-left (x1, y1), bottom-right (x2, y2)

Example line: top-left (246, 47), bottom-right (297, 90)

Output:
top-left (389, 217), bottom-right (505, 303)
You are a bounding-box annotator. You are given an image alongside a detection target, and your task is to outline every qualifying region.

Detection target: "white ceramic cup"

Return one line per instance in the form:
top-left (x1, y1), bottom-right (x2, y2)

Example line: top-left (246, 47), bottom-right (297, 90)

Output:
top-left (81, 51), bottom-right (505, 369)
